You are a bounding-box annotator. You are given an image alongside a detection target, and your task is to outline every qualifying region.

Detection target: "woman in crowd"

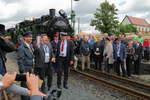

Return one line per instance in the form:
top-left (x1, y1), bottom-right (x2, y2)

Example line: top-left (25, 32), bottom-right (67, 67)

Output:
top-left (103, 38), bottom-right (114, 73)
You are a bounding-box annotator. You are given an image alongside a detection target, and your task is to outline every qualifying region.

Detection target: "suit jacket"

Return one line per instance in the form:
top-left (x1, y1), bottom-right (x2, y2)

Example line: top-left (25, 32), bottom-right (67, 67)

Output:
top-left (17, 42), bottom-right (34, 72)
top-left (56, 40), bottom-right (74, 61)
top-left (34, 43), bottom-right (55, 68)
top-left (51, 40), bottom-right (60, 55)
top-left (133, 43), bottom-right (143, 60)
top-left (113, 43), bottom-right (126, 61)
top-left (93, 41), bottom-right (103, 55)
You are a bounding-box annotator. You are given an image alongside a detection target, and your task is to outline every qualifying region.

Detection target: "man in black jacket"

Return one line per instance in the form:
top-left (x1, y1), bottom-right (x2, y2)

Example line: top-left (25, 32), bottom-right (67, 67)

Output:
top-left (34, 34), bottom-right (55, 92)
top-left (55, 32), bottom-right (74, 89)
top-left (133, 41), bottom-right (143, 75)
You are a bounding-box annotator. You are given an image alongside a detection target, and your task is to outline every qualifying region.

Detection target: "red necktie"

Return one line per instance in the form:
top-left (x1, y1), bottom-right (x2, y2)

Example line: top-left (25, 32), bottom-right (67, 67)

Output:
top-left (61, 40), bottom-right (64, 52)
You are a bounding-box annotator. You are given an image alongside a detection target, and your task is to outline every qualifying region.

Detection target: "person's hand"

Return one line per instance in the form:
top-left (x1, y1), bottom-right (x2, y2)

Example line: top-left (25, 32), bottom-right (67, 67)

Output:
top-left (51, 57), bottom-right (56, 63)
top-left (2, 72), bottom-right (17, 89)
top-left (70, 61), bottom-right (74, 65)
top-left (26, 73), bottom-right (46, 96)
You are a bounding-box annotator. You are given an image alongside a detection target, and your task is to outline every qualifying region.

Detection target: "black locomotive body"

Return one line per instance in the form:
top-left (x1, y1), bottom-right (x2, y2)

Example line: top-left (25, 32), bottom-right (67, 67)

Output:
top-left (15, 9), bottom-right (73, 40)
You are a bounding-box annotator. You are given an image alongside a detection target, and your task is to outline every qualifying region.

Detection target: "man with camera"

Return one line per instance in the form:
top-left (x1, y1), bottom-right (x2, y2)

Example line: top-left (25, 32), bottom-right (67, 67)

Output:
top-left (0, 72), bottom-right (45, 100)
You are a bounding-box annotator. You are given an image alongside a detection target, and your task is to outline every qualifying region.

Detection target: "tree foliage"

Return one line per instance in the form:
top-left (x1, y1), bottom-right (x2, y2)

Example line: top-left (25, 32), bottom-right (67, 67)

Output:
top-left (90, 1), bottom-right (119, 36)
top-left (118, 24), bottom-right (137, 34)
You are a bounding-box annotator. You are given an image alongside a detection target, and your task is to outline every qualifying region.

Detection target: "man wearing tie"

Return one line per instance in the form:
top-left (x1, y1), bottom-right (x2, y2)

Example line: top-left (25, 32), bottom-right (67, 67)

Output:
top-left (113, 38), bottom-right (127, 77)
top-left (51, 33), bottom-right (60, 72)
top-left (55, 32), bottom-right (74, 89)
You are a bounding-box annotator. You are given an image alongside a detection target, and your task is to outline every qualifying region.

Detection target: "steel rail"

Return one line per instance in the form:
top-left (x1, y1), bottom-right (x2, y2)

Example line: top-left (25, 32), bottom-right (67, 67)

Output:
top-left (72, 70), bottom-right (150, 100)
top-left (90, 69), bottom-right (150, 91)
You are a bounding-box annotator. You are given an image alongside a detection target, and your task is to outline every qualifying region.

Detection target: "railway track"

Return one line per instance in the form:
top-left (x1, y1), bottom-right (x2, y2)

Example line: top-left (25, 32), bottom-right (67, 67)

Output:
top-left (89, 69), bottom-right (150, 91)
top-left (72, 69), bottom-right (150, 100)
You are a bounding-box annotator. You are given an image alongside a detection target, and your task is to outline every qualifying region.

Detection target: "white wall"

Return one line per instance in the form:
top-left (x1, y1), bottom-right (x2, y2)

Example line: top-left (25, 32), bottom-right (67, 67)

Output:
top-left (121, 17), bottom-right (131, 25)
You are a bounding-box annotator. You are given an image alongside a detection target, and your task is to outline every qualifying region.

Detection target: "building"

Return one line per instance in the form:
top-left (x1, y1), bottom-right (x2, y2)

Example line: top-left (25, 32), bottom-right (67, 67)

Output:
top-left (121, 15), bottom-right (150, 33)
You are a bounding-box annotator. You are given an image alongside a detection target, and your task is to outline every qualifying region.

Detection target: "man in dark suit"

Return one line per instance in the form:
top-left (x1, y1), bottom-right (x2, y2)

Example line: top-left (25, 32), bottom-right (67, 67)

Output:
top-left (93, 38), bottom-right (103, 70)
top-left (133, 41), bottom-right (143, 75)
top-left (113, 38), bottom-right (127, 77)
top-left (51, 33), bottom-right (60, 72)
top-left (55, 32), bottom-right (74, 89)
top-left (17, 32), bottom-right (34, 100)
top-left (34, 34), bottom-right (55, 92)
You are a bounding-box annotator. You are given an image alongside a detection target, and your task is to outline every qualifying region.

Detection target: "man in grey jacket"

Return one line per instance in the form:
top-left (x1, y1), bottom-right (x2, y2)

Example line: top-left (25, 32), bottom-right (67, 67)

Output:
top-left (17, 32), bottom-right (34, 100)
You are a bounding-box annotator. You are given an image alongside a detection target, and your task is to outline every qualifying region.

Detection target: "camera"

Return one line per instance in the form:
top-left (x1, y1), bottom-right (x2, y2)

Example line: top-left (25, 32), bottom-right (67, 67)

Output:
top-left (15, 74), bottom-right (26, 81)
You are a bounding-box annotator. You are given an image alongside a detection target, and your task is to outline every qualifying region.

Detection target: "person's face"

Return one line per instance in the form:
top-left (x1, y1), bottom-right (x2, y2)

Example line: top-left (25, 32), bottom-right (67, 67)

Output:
top-left (54, 36), bottom-right (59, 40)
top-left (42, 36), bottom-right (49, 44)
top-left (61, 36), bottom-right (67, 40)
top-left (116, 40), bottom-right (121, 44)
top-left (138, 33), bottom-right (142, 37)
top-left (84, 37), bottom-right (88, 42)
top-left (128, 43), bottom-right (133, 47)
top-left (67, 36), bottom-right (71, 40)
top-left (24, 36), bottom-right (32, 43)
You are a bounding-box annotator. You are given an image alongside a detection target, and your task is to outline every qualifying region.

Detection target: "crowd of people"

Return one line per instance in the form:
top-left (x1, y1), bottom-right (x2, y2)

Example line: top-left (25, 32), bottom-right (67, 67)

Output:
top-left (73, 33), bottom-right (149, 77)
top-left (0, 31), bottom-right (150, 100)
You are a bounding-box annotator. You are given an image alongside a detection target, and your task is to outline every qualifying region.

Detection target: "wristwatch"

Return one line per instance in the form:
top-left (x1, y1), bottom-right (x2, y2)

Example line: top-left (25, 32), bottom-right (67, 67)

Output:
top-left (0, 81), bottom-right (4, 90)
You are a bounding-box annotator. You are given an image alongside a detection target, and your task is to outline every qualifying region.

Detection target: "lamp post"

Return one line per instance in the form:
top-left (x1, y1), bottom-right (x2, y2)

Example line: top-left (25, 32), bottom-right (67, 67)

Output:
top-left (70, 0), bottom-right (79, 33)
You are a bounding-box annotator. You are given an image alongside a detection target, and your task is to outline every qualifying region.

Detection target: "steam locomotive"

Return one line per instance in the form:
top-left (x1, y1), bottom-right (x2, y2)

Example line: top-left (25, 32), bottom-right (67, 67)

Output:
top-left (5, 9), bottom-right (73, 42)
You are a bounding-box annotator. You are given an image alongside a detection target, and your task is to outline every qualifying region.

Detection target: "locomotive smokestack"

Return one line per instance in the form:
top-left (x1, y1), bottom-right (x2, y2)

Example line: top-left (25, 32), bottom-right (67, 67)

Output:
top-left (49, 9), bottom-right (55, 17)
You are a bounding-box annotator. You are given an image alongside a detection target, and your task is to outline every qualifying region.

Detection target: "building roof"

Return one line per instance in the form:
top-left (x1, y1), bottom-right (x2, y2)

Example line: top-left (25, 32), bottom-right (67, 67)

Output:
top-left (126, 16), bottom-right (150, 27)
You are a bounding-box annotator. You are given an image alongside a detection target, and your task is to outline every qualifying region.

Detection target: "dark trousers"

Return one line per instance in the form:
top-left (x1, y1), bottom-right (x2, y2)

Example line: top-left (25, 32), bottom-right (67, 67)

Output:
top-left (20, 68), bottom-right (32, 100)
top-left (94, 55), bottom-right (102, 70)
top-left (134, 58), bottom-right (141, 75)
top-left (126, 55), bottom-right (132, 77)
top-left (105, 59), bottom-right (113, 73)
top-left (115, 58), bottom-right (126, 77)
top-left (57, 57), bottom-right (69, 88)
top-left (144, 49), bottom-right (150, 60)
top-left (34, 63), bottom-right (53, 92)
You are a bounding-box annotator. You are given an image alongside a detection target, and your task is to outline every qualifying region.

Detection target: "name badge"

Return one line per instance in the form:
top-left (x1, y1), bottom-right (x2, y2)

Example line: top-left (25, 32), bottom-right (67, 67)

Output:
top-left (87, 48), bottom-right (89, 51)
top-left (60, 52), bottom-right (64, 56)
top-left (45, 53), bottom-right (49, 57)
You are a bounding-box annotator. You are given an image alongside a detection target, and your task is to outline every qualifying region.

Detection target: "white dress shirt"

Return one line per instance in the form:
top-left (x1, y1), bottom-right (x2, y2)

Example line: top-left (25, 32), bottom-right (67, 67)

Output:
top-left (59, 40), bottom-right (67, 57)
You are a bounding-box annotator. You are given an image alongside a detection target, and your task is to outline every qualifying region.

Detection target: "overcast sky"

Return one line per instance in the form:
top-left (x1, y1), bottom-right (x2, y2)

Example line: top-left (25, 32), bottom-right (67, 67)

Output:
top-left (0, 0), bottom-right (150, 33)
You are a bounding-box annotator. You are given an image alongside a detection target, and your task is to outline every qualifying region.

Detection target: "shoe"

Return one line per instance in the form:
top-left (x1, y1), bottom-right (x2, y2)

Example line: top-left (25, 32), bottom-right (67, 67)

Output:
top-left (63, 84), bottom-right (68, 89)
top-left (58, 85), bottom-right (62, 89)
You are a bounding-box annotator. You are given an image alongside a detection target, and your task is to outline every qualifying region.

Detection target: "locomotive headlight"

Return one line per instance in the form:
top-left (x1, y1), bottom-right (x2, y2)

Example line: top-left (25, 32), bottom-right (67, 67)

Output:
top-left (59, 9), bottom-right (67, 18)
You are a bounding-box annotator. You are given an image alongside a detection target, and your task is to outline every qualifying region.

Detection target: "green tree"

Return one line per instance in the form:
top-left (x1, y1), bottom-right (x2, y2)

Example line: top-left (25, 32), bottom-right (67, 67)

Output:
top-left (91, 1), bottom-right (119, 36)
top-left (118, 24), bottom-right (137, 34)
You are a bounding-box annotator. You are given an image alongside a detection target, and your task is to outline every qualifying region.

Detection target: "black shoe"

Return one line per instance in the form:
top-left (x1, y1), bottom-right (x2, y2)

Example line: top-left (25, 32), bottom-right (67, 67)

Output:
top-left (63, 84), bottom-right (68, 89)
top-left (58, 85), bottom-right (62, 89)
